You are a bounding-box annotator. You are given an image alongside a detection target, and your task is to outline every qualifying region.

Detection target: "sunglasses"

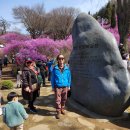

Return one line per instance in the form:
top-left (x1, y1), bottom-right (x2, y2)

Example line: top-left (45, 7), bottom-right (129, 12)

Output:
top-left (58, 58), bottom-right (64, 60)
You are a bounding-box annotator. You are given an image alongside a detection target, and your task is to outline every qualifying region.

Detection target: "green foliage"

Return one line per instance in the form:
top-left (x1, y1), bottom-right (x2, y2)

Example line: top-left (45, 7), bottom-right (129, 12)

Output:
top-left (104, 2), bottom-right (112, 23)
top-left (111, 5), bottom-right (116, 28)
top-left (0, 80), bottom-right (14, 89)
top-left (94, 6), bottom-right (106, 18)
top-left (117, 0), bottom-right (130, 45)
top-left (93, 1), bottom-right (113, 24)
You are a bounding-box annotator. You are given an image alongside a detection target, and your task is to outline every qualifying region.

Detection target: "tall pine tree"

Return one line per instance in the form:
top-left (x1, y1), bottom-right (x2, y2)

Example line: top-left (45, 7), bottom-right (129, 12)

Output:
top-left (104, 2), bottom-right (112, 23)
top-left (111, 4), bottom-right (116, 28)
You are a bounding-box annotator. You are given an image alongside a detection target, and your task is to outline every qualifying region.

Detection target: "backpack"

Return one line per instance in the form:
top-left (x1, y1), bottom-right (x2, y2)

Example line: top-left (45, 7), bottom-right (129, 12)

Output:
top-left (37, 74), bottom-right (43, 83)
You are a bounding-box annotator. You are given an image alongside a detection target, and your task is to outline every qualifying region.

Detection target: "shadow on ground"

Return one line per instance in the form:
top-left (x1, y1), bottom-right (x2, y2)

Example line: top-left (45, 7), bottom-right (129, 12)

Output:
top-left (66, 96), bottom-right (130, 130)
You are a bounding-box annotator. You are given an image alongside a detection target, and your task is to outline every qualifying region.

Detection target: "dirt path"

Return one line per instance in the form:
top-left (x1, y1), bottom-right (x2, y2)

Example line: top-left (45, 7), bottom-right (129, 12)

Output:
top-left (0, 64), bottom-right (130, 130)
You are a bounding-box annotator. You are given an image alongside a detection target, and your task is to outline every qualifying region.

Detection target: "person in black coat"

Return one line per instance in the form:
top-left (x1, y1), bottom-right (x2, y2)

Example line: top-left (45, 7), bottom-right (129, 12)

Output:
top-left (3, 55), bottom-right (9, 67)
top-left (22, 58), bottom-right (39, 113)
top-left (0, 58), bottom-right (3, 70)
top-left (0, 58), bottom-right (2, 78)
top-left (36, 60), bottom-right (46, 86)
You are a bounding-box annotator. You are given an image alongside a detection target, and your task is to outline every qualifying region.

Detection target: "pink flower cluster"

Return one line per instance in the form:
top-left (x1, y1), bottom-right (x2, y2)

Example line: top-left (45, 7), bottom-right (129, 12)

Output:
top-left (0, 32), bottom-right (30, 42)
top-left (101, 17), bottom-right (120, 44)
top-left (0, 33), bottom-right (72, 62)
top-left (0, 16), bottom-right (122, 62)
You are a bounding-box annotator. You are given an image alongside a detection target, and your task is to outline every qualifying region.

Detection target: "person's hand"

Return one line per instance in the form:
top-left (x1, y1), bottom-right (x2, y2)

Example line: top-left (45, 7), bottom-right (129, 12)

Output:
top-left (24, 87), bottom-right (31, 93)
top-left (52, 88), bottom-right (54, 92)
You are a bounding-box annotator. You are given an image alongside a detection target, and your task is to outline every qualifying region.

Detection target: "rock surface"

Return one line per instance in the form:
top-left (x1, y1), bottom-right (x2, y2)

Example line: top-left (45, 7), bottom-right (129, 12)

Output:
top-left (70, 13), bottom-right (130, 116)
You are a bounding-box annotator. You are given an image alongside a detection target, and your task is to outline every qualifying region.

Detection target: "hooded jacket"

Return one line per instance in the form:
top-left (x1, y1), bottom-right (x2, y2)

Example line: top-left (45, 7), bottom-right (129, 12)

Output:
top-left (51, 64), bottom-right (71, 88)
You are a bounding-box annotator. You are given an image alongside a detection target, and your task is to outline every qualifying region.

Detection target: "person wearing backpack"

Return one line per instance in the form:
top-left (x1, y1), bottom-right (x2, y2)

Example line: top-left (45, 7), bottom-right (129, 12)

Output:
top-left (36, 60), bottom-right (46, 86)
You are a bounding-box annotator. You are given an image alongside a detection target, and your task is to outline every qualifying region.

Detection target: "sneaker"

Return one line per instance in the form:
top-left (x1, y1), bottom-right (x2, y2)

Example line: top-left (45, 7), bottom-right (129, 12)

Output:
top-left (61, 110), bottom-right (65, 115)
top-left (55, 112), bottom-right (60, 119)
top-left (30, 108), bottom-right (37, 113)
top-left (28, 105), bottom-right (36, 109)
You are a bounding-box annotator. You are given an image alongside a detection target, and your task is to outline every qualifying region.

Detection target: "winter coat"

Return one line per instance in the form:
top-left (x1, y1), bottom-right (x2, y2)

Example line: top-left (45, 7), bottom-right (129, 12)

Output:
top-left (3, 101), bottom-right (28, 128)
top-left (22, 67), bottom-right (38, 100)
top-left (0, 59), bottom-right (2, 65)
top-left (3, 57), bottom-right (8, 64)
top-left (37, 62), bottom-right (46, 75)
top-left (51, 64), bottom-right (71, 89)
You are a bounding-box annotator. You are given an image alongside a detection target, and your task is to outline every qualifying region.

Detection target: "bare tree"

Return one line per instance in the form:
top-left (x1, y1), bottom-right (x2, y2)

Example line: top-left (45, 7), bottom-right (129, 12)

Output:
top-left (0, 17), bottom-right (10, 35)
top-left (13, 4), bottom-right (47, 39)
top-left (46, 7), bottom-right (80, 40)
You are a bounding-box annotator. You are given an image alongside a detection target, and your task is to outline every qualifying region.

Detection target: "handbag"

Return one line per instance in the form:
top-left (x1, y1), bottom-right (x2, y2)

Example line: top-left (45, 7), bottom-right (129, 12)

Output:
top-left (32, 83), bottom-right (38, 91)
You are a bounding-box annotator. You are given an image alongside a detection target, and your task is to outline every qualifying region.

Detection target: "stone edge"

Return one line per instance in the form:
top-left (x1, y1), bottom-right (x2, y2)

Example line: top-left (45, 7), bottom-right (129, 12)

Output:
top-left (67, 97), bottom-right (129, 122)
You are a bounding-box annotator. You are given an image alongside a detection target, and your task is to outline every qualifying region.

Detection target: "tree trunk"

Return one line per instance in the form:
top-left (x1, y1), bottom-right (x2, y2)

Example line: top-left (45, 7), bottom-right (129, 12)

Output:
top-left (117, 0), bottom-right (130, 46)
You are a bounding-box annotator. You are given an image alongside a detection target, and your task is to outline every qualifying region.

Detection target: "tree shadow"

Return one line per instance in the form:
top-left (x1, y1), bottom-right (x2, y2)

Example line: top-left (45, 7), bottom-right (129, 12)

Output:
top-left (18, 94), bottom-right (57, 117)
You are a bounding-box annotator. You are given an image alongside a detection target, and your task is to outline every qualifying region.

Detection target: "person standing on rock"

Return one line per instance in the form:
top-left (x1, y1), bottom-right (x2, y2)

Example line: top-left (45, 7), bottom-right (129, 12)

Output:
top-left (51, 54), bottom-right (71, 119)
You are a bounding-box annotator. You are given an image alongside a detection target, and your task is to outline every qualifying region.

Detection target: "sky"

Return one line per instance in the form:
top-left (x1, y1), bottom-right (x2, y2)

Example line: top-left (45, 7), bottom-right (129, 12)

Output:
top-left (0, 0), bottom-right (109, 34)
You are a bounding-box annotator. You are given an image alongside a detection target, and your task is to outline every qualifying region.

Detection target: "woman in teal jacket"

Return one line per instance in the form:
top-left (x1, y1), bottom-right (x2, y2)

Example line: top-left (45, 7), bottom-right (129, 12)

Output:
top-left (51, 54), bottom-right (71, 119)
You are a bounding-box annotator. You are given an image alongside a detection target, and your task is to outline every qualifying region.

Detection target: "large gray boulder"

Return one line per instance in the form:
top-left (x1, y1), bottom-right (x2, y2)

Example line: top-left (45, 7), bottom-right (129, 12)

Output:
top-left (69, 13), bottom-right (130, 117)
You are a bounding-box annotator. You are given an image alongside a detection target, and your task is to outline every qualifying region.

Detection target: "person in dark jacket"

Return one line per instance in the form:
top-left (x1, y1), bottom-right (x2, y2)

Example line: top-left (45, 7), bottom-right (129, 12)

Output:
top-left (22, 58), bottom-right (39, 113)
top-left (36, 60), bottom-right (46, 86)
top-left (0, 58), bottom-right (2, 78)
top-left (0, 58), bottom-right (2, 70)
top-left (3, 55), bottom-right (9, 67)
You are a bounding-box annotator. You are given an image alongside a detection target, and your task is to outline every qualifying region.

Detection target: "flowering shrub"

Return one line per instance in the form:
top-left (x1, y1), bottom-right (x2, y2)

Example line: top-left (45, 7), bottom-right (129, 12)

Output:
top-left (0, 33), bottom-right (72, 62)
top-left (0, 32), bottom-right (30, 43)
top-left (100, 17), bottom-right (120, 44)
top-left (0, 16), bottom-right (122, 62)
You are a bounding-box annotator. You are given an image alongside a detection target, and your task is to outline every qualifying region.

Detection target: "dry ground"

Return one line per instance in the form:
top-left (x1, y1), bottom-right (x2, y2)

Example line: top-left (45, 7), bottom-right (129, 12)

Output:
top-left (0, 64), bottom-right (130, 130)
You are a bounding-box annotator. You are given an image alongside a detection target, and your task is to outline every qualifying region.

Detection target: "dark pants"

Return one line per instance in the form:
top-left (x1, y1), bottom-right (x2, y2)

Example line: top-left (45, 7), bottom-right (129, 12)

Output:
top-left (4, 63), bottom-right (7, 67)
top-left (0, 65), bottom-right (2, 70)
top-left (41, 73), bottom-right (45, 85)
top-left (48, 71), bottom-right (51, 81)
top-left (28, 91), bottom-right (37, 109)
